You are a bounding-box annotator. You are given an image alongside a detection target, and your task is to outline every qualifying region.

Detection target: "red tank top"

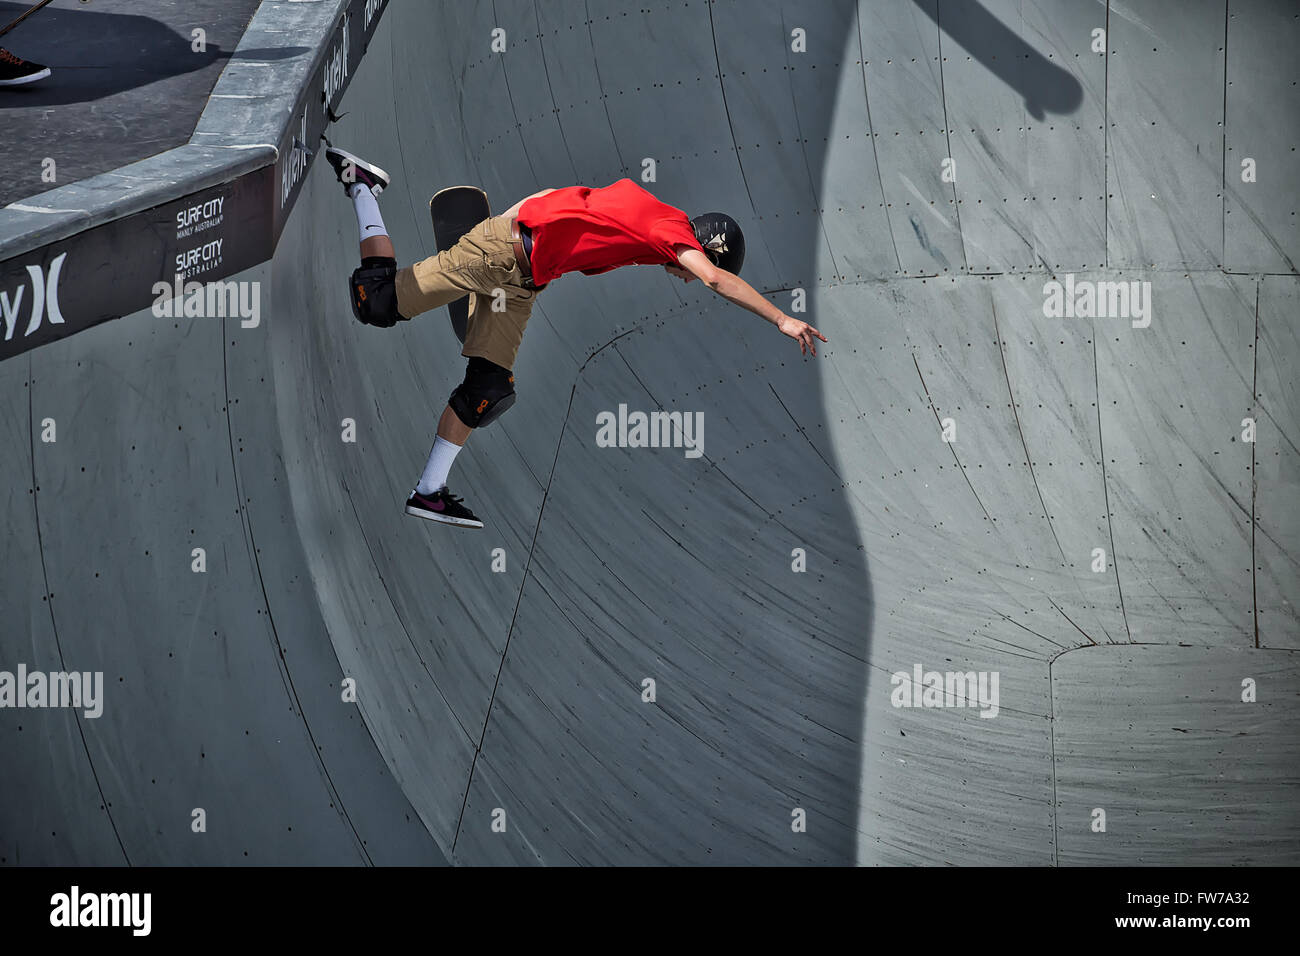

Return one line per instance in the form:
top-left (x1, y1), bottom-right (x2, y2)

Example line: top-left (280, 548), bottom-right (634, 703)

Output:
top-left (517, 179), bottom-right (703, 285)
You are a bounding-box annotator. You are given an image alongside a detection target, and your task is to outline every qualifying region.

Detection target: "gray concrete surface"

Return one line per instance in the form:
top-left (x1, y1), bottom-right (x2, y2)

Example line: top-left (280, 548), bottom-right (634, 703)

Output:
top-left (0, 0), bottom-right (265, 208)
top-left (2, 0), bottom-right (1298, 865)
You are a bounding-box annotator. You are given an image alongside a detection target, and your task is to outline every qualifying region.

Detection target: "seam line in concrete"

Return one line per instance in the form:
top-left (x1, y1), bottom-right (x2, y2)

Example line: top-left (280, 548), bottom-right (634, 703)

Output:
top-left (26, 352), bottom-right (130, 864)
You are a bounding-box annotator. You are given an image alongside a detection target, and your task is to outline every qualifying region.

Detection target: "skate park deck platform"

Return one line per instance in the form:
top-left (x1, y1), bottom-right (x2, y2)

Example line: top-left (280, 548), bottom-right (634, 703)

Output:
top-left (0, 0), bottom-right (1297, 866)
top-left (0, 0), bottom-right (264, 210)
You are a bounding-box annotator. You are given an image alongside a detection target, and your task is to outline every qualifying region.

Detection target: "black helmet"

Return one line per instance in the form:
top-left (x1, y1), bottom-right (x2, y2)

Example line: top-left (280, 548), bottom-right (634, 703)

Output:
top-left (690, 212), bottom-right (745, 275)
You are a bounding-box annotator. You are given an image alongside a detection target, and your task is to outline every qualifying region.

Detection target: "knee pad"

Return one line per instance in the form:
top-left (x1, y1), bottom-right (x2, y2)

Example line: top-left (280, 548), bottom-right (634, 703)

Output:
top-left (349, 256), bottom-right (407, 328)
top-left (449, 357), bottom-right (517, 428)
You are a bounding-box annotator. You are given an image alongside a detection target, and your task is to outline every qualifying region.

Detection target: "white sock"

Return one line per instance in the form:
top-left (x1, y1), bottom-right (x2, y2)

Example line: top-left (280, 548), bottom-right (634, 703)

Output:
top-left (350, 183), bottom-right (388, 244)
top-left (416, 436), bottom-right (462, 495)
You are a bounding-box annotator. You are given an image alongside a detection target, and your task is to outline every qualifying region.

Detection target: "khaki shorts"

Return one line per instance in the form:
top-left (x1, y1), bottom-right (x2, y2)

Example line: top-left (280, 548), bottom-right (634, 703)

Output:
top-left (393, 214), bottom-right (539, 370)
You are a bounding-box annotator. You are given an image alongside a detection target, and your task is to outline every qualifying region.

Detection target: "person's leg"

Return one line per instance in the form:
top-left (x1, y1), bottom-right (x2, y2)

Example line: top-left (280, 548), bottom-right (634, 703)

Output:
top-left (326, 146), bottom-right (392, 245)
top-left (340, 166), bottom-right (489, 331)
top-left (327, 147), bottom-right (416, 328)
top-left (329, 146), bottom-right (496, 322)
top-left (348, 178), bottom-right (395, 259)
top-left (361, 234), bottom-right (396, 260)
top-left (397, 216), bottom-right (532, 528)
top-left (414, 358), bottom-right (511, 493)
top-left (414, 418), bottom-right (466, 496)
top-left (406, 355), bottom-right (516, 529)
top-left (436, 403), bottom-right (472, 445)
top-left (415, 405), bottom-right (471, 495)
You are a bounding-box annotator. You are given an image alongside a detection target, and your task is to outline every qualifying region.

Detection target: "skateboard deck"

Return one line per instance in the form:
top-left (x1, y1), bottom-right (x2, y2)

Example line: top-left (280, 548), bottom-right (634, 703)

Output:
top-left (430, 186), bottom-right (490, 344)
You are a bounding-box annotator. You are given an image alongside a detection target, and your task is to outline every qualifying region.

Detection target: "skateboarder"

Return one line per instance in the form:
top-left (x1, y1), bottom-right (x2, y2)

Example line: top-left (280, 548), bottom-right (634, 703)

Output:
top-left (325, 145), bottom-right (826, 530)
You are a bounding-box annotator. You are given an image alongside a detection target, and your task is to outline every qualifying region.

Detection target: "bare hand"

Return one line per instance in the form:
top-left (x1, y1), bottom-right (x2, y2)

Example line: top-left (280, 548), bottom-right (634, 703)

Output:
top-left (778, 315), bottom-right (828, 356)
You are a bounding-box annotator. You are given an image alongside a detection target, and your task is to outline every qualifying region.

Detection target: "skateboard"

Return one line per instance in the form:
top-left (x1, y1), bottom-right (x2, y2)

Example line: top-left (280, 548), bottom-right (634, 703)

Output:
top-left (430, 185), bottom-right (490, 344)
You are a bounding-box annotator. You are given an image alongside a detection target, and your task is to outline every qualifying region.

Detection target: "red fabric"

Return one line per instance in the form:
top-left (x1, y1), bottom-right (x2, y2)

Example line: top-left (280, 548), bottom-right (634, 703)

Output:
top-left (517, 179), bottom-right (703, 285)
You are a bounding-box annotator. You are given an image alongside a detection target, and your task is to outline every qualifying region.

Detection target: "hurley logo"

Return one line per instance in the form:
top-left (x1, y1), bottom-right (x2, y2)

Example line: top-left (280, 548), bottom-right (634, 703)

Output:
top-left (1, 252), bottom-right (67, 341)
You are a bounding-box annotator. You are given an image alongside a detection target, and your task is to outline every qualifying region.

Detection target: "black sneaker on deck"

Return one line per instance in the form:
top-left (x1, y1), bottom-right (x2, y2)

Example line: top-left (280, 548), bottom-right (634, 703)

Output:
top-left (0, 48), bottom-right (51, 86)
top-left (324, 145), bottom-right (391, 198)
top-left (405, 486), bottom-right (484, 529)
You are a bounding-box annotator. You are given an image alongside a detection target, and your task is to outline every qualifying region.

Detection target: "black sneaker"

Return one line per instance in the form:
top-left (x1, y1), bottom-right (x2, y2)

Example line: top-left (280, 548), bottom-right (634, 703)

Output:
top-left (405, 487), bottom-right (483, 529)
top-left (324, 145), bottom-right (391, 198)
top-left (0, 47), bottom-right (51, 86)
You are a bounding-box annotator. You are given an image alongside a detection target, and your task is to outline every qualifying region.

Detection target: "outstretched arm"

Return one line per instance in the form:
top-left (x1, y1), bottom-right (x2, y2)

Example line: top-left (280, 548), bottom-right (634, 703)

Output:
top-left (673, 247), bottom-right (827, 356)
